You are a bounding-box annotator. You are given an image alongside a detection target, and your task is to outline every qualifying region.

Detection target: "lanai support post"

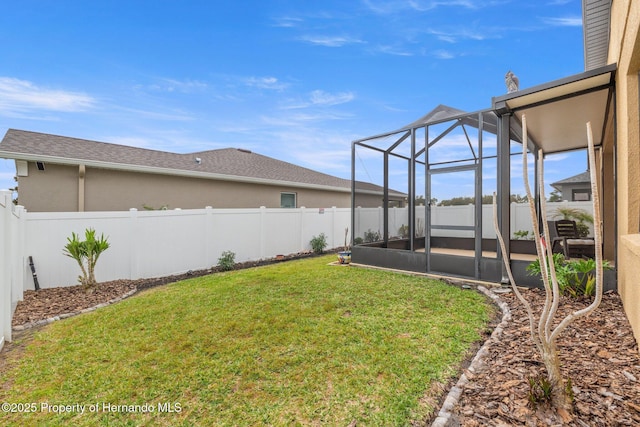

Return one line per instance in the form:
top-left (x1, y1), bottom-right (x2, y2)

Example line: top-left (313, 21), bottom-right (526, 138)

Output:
top-left (497, 112), bottom-right (511, 284)
top-left (351, 141), bottom-right (356, 248)
top-left (408, 128), bottom-right (416, 251)
top-left (383, 151), bottom-right (389, 247)
top-left (475, 112), bottom-right (484, 278)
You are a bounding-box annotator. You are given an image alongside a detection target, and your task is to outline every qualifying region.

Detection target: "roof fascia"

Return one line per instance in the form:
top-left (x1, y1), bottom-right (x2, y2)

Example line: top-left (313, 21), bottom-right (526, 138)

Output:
top-left (492, 63), bottom-right (616, 114)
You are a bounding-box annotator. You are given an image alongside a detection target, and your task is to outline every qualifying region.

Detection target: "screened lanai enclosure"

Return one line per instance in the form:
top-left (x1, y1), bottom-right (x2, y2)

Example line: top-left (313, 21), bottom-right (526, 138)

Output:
top-left (350, 64), bottom-right (617, 289)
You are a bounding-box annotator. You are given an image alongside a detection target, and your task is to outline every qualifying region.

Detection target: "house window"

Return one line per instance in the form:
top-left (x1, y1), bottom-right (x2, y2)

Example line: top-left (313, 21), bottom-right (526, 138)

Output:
top-left (281, 192), bottom-right (297, 208)
top-left (572, 189), bottom-right (591, 201)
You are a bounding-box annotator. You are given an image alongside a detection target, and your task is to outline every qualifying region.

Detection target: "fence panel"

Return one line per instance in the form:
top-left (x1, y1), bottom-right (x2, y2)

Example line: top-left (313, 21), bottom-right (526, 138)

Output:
top-left (354, 202), bottom-right (595, 241)
top-left (1, 190), bottom-right (26, 347)
top-left (18, 207), bottom-right (351, 292)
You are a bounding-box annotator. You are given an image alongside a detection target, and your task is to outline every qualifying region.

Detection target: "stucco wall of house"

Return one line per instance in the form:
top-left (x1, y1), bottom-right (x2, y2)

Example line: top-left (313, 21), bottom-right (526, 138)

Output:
top-left (84, 167), bottom-right (354, 210)
top-left (18, 162), bottom-right (79, 212)
top-left (609, 0), bottom-right (640, 345)
top-left (17, 162), bottom-right (392, 212)
top-left (558, 183), bottom-right (591, 201)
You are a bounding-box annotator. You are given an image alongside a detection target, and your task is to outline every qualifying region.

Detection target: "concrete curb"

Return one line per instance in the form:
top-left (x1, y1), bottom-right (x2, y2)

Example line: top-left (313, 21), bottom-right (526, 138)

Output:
top-left (12, 288), bottom-right (138, 332)
top-left (431, 286), bottom-right (512, 427)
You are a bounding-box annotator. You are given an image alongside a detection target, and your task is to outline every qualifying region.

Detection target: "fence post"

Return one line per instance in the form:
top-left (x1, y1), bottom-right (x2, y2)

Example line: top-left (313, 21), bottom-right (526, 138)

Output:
top-left (129, 209), bottom-right (139, 279)
top-left (260, 206), bottom-right (267, 259)
top-left (299, 207), bottom-right (306, 252)
top-left (1, 190), bottom-right (12, 345)
top-left (331, 206), bottom-right (337, 249)
top-left (12, 205), bottom-right (25, 305)
top-left (205, 206), bottom-right (213, 266)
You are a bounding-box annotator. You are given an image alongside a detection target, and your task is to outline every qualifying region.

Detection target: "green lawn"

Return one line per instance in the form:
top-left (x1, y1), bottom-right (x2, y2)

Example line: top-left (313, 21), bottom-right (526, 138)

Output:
top-left (0, 255), bottom-right (494, 426)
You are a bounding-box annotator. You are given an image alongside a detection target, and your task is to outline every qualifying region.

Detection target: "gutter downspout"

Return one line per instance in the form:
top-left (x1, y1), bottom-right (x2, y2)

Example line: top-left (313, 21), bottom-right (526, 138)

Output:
top-left (78, 164), bottom-right (86, 212)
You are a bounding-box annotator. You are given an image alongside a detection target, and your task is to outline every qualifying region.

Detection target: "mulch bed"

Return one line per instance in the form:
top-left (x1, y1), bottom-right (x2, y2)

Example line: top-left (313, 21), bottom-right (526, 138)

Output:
top-left (450, 289), bottom-right (640, 426)
top-left (12, 251), bottom-right (319, 328)
top-left (4, 257), bottom-right (640, 426)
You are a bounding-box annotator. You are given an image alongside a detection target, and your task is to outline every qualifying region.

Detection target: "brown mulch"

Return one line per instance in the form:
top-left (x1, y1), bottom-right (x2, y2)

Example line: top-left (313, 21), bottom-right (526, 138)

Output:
top-left (451, 288), bottom-right (640, 426)
top-left (11, 280), bottom-right (137, 327)
top-left (11, 251), bottom-right (318, 328)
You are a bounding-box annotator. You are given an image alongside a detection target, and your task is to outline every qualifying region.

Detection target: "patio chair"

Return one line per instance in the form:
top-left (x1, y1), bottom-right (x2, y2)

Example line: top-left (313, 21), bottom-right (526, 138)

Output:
top-left (551, 219), bottom-right (595, 258)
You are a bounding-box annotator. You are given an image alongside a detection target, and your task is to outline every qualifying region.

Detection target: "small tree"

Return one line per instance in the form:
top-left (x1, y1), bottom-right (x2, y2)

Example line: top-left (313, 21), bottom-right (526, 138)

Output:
top-left (493, 117), bottom-right (604, 420)
top-left (63, 228), bottom-right (110, 288)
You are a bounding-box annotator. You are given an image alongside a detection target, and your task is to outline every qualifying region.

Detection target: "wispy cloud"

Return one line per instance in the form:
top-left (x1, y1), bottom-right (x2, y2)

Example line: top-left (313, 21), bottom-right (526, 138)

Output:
top-left (375, 45), bottom-right (414, 56)
top-left (242, 76), bottom-right (290, 91)
top-left (117, 106), bottom-right (194, 122)
top-left (298, 35), bottom-right (365, 47)
top-left (363, 0), bottom-right (499, 14)
top-left (426, 27), bottom-right (500, 43)
top-left (272, 16), bottom-right (304, 28)
top-left (151, 78), bottom-right (208, 93)
top-left (0, 77), bottom-right (96, 114)
top-left (281, 90), bottom-right (356, 109)
top-left (541, 16), bottom-right (582, 27)
top-left (432, 49), bottom-right (456, 59)
top-left (408, 0), bottom-right (484, 12)
top-left (310, 90), bottom-right (355, 106)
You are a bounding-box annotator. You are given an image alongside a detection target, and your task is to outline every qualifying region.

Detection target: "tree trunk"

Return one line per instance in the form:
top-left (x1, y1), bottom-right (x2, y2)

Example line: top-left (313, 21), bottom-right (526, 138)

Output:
top-left (542, 343), bottom-right (573, 418)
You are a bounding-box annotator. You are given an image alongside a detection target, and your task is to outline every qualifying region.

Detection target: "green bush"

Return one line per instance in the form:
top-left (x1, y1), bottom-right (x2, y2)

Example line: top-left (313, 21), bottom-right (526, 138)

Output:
top-left (310, 233), bottom-right (328, 254)
top-left (527, 254), bottom-right (612, 297)
top-left (217, 250), bottom-right (236, 271)
top-left (513, 230), bottom-right (532, 240)
top-left (364, 229), bottom-right (382, 243)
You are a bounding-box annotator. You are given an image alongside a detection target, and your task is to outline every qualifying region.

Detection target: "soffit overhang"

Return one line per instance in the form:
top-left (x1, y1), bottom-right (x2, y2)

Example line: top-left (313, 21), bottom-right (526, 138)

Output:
top-left (492, 63), bottom-right (616, 154)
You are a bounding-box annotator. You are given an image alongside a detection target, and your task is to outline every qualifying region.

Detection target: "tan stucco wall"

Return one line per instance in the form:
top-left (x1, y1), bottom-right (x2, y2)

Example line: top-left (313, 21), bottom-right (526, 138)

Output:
top-left (609, 0), bottom-right (640, 344)
top-left (17, 163), bottom-right (391, 211)
top-left (18, 162), bottom-right (80, 211)
top-left (619, 236), bottom-right (640, 344)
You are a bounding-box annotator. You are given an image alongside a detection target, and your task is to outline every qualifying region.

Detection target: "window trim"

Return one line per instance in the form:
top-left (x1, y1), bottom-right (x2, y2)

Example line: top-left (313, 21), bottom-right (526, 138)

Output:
top-left (280, 192), bottom-right (297, 208)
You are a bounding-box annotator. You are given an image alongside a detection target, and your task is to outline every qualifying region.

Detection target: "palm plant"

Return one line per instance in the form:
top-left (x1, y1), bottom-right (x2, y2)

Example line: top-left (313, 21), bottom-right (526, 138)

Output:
top-left (63, 228), bottom-right (110, 288)
top-left (553, 207), bottom-right (593, 237)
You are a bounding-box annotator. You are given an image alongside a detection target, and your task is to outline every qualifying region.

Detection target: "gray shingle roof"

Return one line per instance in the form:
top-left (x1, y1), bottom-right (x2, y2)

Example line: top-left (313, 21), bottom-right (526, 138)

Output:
top-left (0, 129), bottom-right (404, 196)
top-left (551, 171), bottom-right (591, 186)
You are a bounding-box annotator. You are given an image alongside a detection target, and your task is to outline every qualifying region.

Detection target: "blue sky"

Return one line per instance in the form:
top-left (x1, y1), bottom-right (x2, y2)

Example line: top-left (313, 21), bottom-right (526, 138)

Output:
top-left (0, 0), bottom-right (587, 202)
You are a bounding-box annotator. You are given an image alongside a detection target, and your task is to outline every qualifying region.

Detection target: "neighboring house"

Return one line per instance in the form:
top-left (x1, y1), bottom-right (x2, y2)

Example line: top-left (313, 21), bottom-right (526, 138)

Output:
top-left (550, 171), bottom-right (591, 201)
top-left (0, 129), bottom-right (405, 212)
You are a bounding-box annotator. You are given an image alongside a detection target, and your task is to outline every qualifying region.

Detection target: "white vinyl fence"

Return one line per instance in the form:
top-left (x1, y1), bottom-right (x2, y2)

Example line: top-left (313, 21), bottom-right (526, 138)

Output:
top-left (354, 201), bottom-right (594, 240)
top-left (0, 202), bottom-right (350, 345)
top-left (1, 191), bottom-right (26, 348)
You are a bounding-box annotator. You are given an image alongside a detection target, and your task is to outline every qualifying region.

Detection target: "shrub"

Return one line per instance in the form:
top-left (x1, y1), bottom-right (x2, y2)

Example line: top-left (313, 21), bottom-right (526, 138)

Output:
top-left (63, 228), bottom-right (110, 288)
top-left (513, 230), bottom-right (532, 240)
top-left (310, 233), bottom-right (328, 254)
top-left (363, 229), bottom-right (382, 243)
top-left (217, 251), bottom-right (236, 271)
top-left (527, 254), bottom-right (612, 297)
